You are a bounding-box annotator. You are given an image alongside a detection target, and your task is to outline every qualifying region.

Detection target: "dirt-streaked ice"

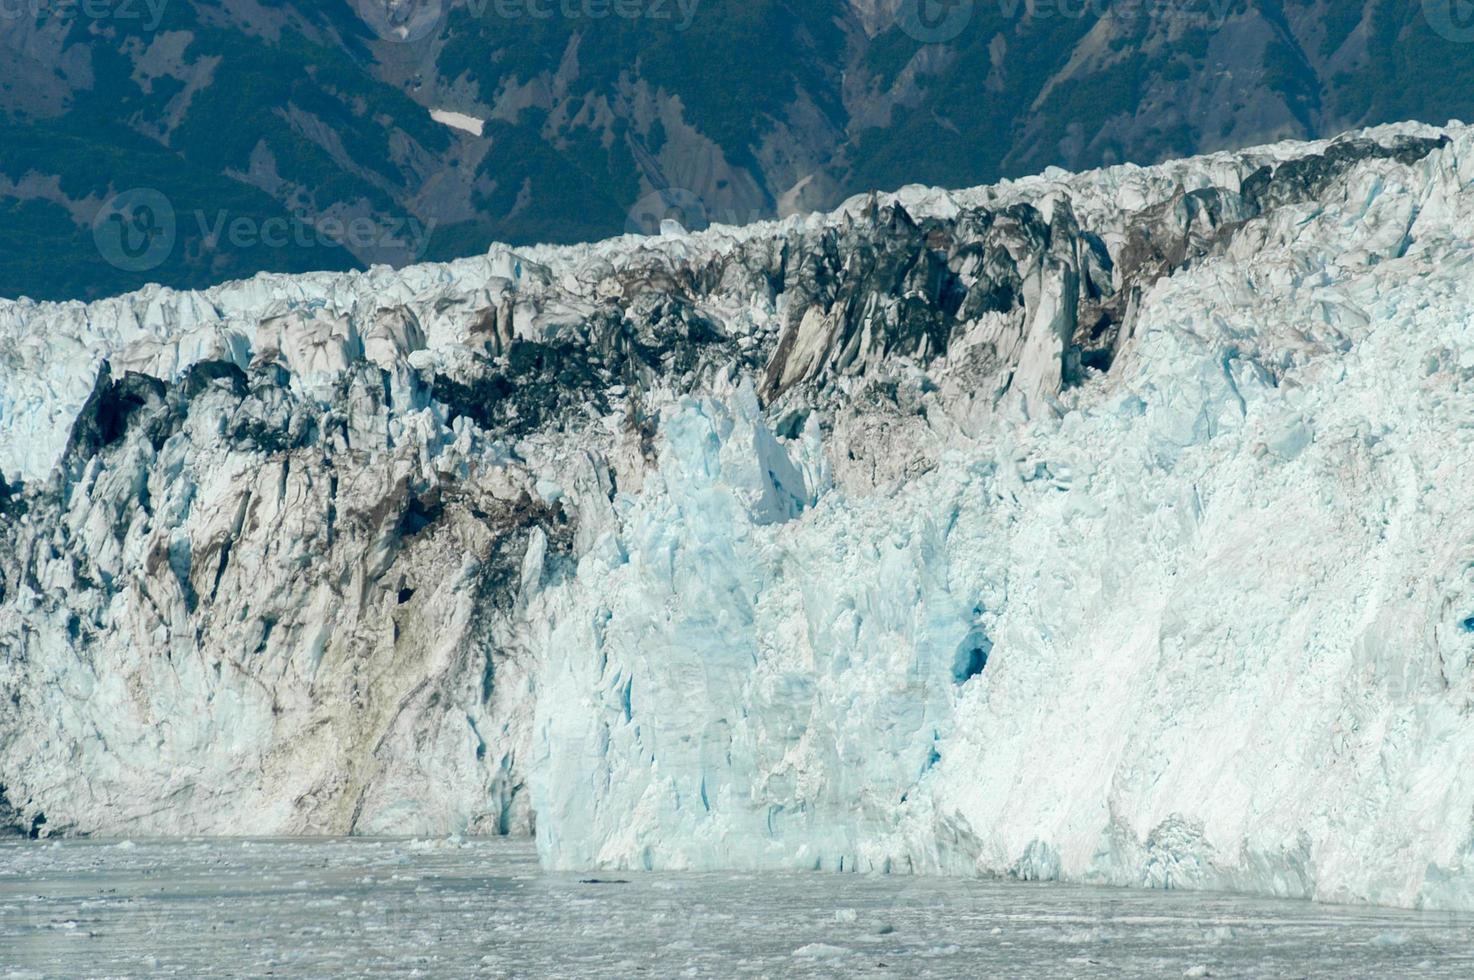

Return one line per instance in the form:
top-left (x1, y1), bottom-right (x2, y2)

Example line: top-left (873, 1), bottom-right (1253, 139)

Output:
top-left (2, 121), bottom-right (1473, 912)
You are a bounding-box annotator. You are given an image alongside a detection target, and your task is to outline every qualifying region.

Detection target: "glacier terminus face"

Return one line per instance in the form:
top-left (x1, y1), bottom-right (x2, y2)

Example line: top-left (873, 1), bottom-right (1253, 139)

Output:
top-left (2, 121), bottom-right (1474, 912)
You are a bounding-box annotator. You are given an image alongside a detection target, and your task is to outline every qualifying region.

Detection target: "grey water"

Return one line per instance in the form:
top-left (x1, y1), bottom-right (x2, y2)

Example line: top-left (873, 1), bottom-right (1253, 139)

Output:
top-left (3, 838), bottom-right (1473, 978)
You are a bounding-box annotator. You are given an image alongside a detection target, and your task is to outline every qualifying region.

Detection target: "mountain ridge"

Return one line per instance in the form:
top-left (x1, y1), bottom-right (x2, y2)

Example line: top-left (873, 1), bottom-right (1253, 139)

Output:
top-left (2, 0), bottom-right (1472, 301)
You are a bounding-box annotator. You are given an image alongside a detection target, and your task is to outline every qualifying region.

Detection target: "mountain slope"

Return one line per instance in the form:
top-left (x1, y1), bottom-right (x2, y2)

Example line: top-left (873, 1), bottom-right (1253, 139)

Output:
top-left (2, 0), bottom-right (1473, 301)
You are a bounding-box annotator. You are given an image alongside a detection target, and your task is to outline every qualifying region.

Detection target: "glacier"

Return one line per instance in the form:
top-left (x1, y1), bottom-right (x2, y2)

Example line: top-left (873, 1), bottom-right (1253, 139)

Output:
top-left (3, 121), bottom-right (1474, 911)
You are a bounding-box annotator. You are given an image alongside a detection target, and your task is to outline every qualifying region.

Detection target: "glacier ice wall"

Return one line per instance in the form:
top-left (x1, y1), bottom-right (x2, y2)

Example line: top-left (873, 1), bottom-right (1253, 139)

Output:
top-left (3, 121), bottom-right (1474, 910)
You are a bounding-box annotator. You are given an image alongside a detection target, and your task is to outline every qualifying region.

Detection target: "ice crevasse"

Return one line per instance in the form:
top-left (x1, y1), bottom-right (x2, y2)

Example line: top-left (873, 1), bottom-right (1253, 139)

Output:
top-left (2, 122), bottom-right (1474, 910)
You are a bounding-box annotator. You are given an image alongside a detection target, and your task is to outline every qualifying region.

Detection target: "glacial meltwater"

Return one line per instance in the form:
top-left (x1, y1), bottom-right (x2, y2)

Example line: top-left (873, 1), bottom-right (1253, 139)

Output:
top-left (3, 838), bottom-right (1474, 978)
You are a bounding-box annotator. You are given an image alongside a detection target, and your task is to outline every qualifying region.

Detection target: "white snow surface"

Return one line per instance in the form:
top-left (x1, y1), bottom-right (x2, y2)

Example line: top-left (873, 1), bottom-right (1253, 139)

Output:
top-left (4, 122), bottom-right (1474, 911)
top-left (429, 109), bottom-right (485, 137)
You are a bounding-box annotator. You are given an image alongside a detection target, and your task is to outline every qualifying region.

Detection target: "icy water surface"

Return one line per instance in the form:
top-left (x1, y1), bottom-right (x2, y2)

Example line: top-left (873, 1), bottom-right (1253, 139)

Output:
top-left (3, 839), bottom-right (1474, 978)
